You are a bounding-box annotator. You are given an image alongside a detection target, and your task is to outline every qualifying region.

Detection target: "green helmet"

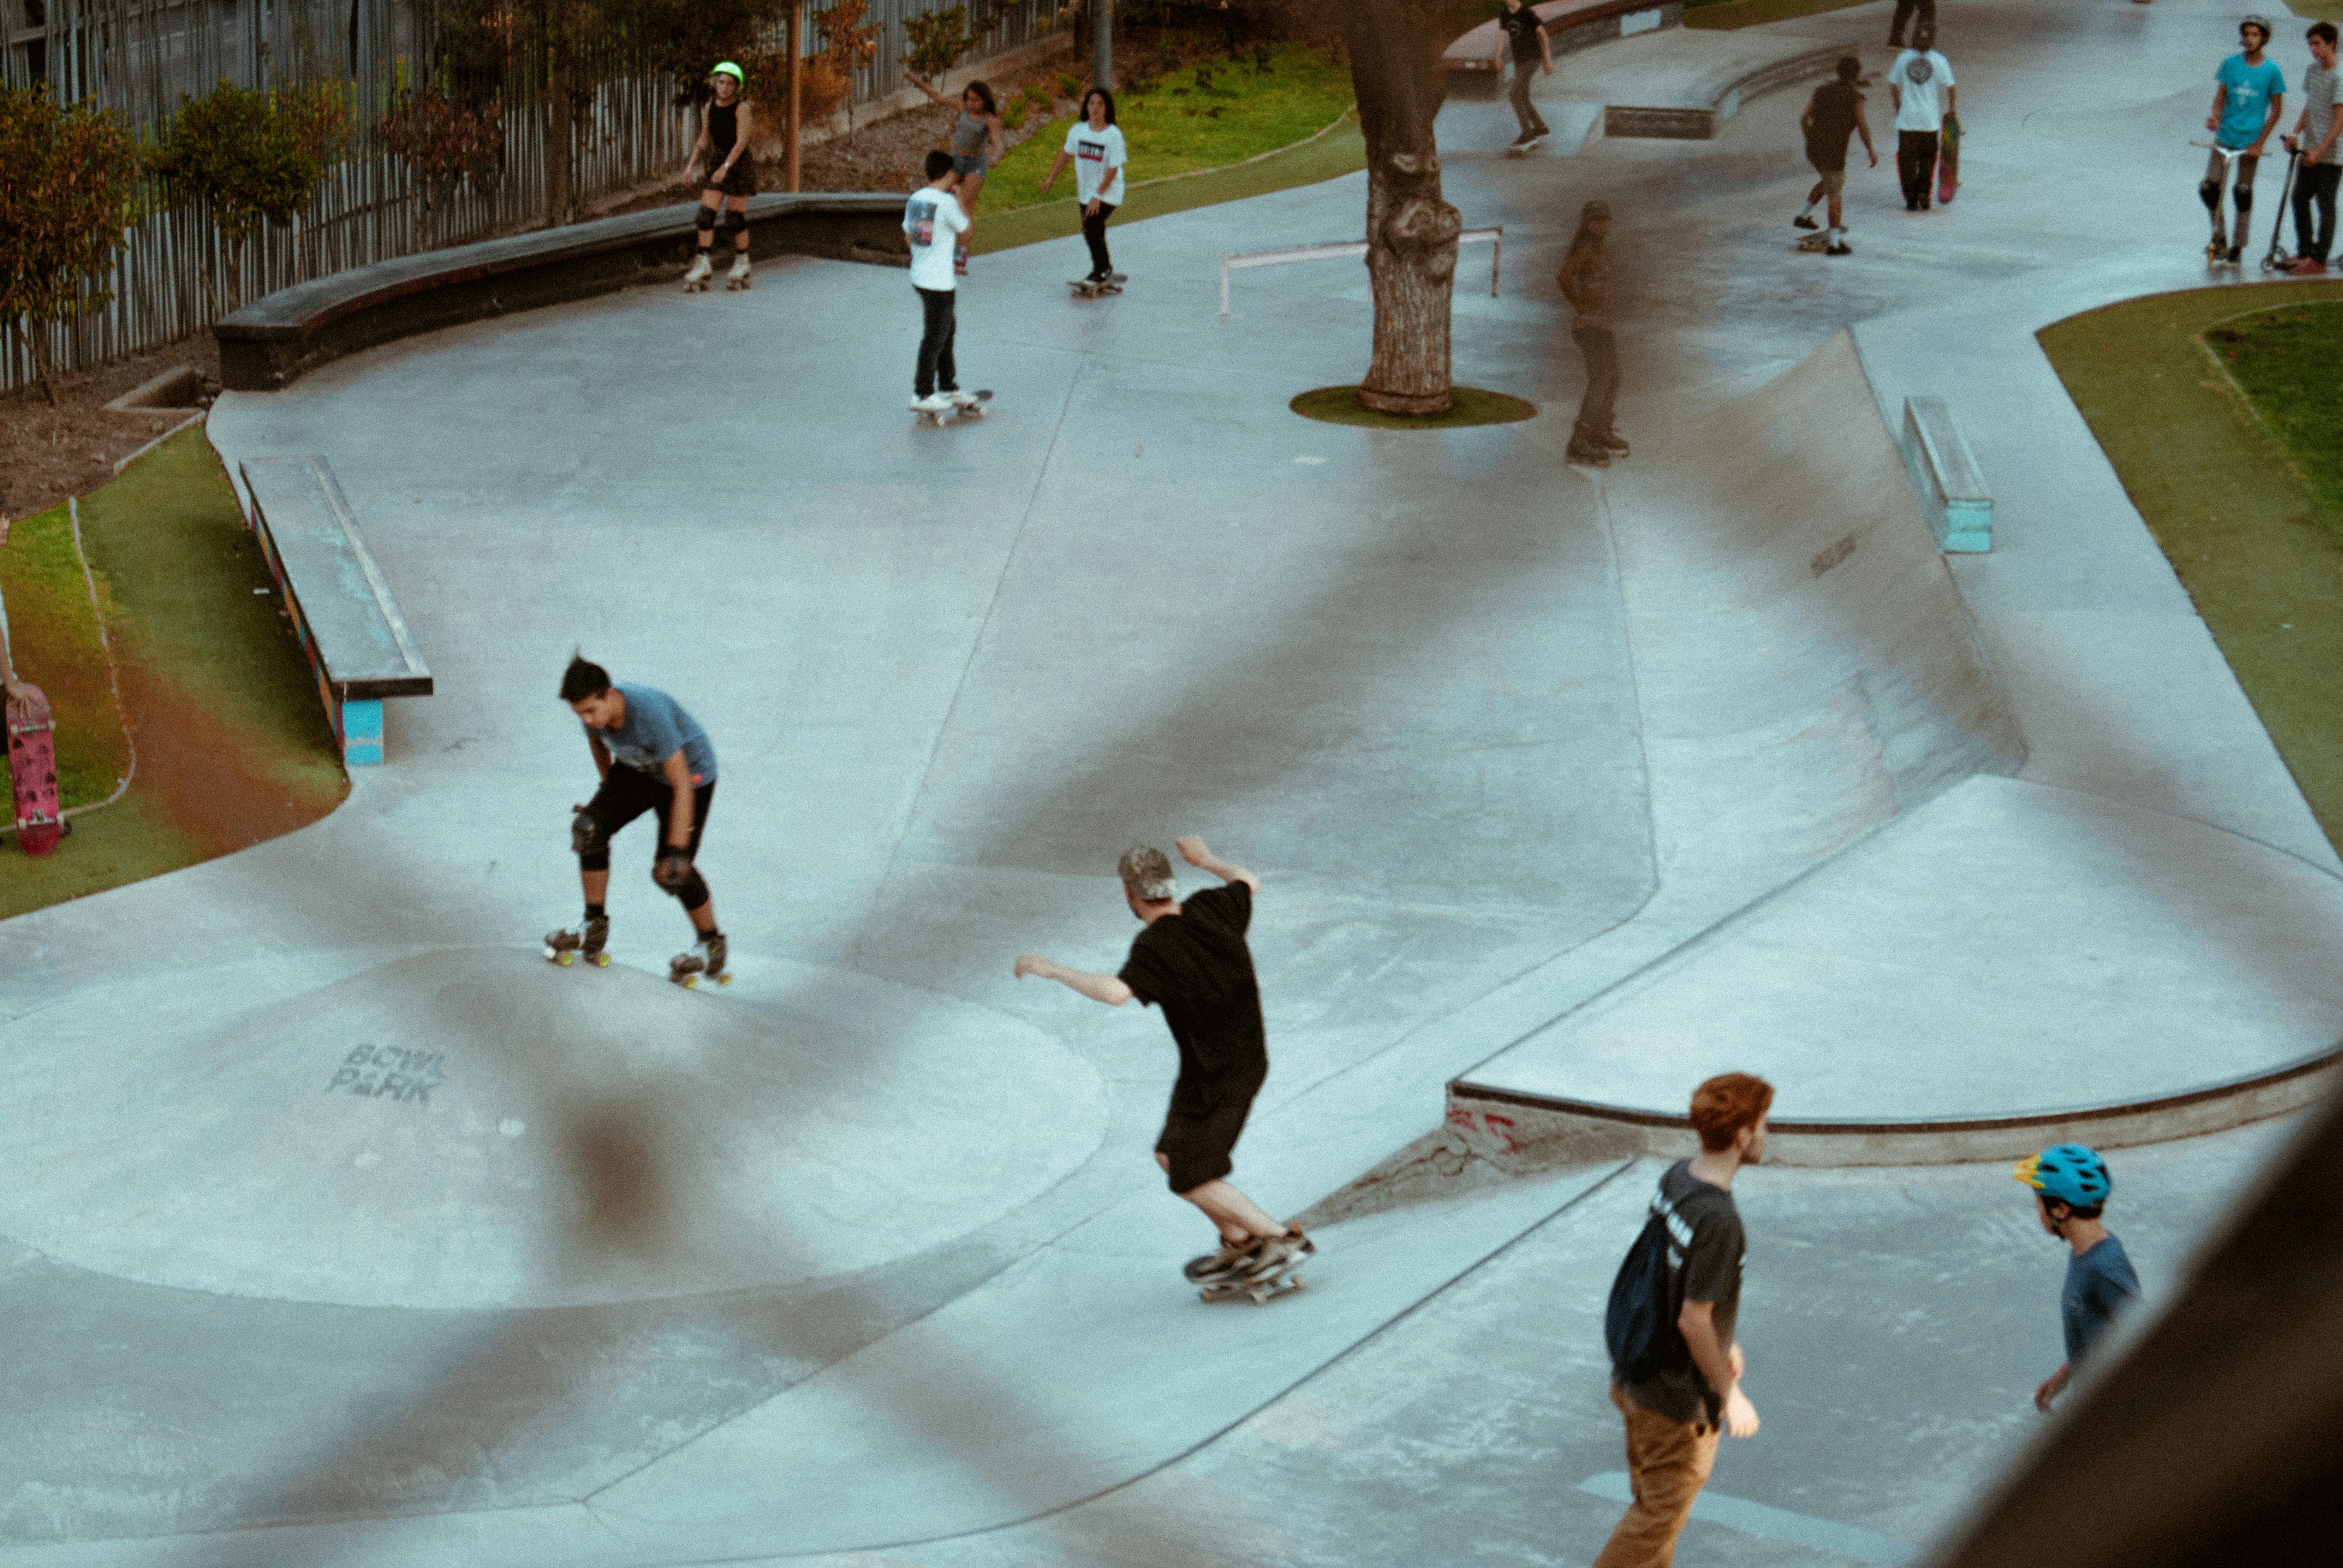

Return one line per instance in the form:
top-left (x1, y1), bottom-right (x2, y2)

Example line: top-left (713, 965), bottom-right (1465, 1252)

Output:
top-left (712, 60), bottom-right (745, 85)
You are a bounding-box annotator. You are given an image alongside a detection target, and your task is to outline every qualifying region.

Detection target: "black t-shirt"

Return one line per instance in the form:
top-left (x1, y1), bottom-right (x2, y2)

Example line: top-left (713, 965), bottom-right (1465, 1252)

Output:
top-left (1618, 1159), bottom-right (1746, 1425)
top-left (1498, 6), bottom-right (1546, 63)
top-left (1804, 79), bottom-right (1861, 170)
top-left (1117, 882), bottom-right (1266, 1085)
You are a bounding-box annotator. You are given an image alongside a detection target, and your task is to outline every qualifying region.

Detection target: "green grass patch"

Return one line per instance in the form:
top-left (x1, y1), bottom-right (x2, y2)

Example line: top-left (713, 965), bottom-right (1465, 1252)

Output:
top-left (2039, 281), bottom-right (2343, 855)
top-left (1290, 385), bottom-right (1539, 428)
top-left (2287, 3), bottom-right (2343, 23)
top-left (970, 43), bottom-right (1360, 256)
top-left (0, 505), bottom-right (130, 811)
top-left (0, 424), bottom-right (345, 919)
top-left (1687, 0), bottom-right (1876, 29)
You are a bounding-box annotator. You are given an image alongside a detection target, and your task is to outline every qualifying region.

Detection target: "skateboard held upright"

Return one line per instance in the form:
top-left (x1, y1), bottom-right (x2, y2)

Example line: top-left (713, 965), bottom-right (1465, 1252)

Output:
top-left (5, 679), bottom-right (62, 857)
top-left (1937, 112), bottom-right (1961, 205)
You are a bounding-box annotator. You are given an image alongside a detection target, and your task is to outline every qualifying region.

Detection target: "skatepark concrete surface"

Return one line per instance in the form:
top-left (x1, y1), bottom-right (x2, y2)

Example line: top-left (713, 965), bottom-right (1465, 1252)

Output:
top-left (5, 1), bottom-right (2340, 1563)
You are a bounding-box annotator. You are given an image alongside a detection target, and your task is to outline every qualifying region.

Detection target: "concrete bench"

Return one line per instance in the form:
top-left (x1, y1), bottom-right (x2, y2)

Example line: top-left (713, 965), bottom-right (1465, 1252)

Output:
top-left (1901, 396), bottom-right (1993, 553)
top-left (1605, 39), bottom-right (1848, 139)
top-left (216, 193), bottom-right (909, 392)
top-left (1443, 0), bottom-right (1683, 97)
top-left (239, 456), bottom-right (431, 765)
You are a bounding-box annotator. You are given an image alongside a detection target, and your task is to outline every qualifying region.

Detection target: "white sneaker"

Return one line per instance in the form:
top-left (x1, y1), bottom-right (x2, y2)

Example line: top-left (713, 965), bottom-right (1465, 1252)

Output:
top-left (910, 393), bottom-right (953, 413)
top-left (944, 389), bottom-right (980, 408)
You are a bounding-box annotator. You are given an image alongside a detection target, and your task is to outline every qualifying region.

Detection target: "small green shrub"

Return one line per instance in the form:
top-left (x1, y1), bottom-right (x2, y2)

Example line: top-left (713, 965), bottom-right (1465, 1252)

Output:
top-left (149, 79), bottom-right (346, 308)
top-left (0, 86), bottom-right (142, 403)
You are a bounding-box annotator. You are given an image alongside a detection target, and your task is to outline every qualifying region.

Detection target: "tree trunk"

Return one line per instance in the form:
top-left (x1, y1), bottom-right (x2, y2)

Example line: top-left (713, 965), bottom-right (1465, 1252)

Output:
top-left (547, 53), bottom-right (575, 226)
top-left (22, 321), bottom-right (58, 408)
top-left (786, 3), bottom-right (802, 193)
top-left (1338, 3), bottom-right (1461, 417)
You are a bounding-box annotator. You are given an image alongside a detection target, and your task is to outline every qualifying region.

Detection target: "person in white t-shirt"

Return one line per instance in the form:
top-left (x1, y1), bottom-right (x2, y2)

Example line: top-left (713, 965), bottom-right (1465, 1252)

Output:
top-left (902, 151), bottom-right (975, 415)
top-left (1041, 87), bottom-right (1130, 284)
top-left (1887, 25), bottom-right (1956, 210)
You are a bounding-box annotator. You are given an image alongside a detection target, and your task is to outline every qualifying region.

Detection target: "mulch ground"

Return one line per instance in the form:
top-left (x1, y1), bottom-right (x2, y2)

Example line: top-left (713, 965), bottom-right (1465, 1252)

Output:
top-left (0, 336), bottom-right (222, 536)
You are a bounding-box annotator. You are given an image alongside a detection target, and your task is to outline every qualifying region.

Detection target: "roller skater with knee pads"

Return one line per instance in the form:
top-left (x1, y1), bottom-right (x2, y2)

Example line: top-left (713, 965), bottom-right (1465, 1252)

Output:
top-left (682, 61), bottom-right (756, 293)
top-left (549, 656), bottom-right (729, 987)
top-left (2200, 17), bottom-right (2287, 266)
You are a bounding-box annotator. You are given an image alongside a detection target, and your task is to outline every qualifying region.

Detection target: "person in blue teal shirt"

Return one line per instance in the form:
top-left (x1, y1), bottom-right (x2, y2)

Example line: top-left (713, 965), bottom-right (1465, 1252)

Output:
top-left (2203, 16), bottom-right (2288, 262)
top-left (2015, 1144), bottom-right (2142, 1413)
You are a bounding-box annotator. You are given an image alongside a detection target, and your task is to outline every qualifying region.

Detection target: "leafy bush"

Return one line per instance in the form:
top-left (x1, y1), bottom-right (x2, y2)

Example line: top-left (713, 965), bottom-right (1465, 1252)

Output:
top-left (148, 80), bottom-right (342, 308)
top-left (0, 86), bottom-right (141, 404)
top-left (903, 5), bottom-right (974, 80)
top-left (382, 83), bottom-right (504, 248)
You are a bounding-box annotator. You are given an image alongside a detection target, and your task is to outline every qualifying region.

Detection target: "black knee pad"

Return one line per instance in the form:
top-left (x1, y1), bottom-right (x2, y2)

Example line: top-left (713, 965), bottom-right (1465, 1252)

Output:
top-left (2235, 191), bottom-right (2255, 218)
top-left (2201, 179), bottom-right (2223, 212)
top-left (573, 807), bottom-right (611, 871)
top-left (668, 870), bottom-right (709, 910)
top-left (695, 206), bottom-right (717, 234)
top-left (719, 209), bottom-right (748, 241)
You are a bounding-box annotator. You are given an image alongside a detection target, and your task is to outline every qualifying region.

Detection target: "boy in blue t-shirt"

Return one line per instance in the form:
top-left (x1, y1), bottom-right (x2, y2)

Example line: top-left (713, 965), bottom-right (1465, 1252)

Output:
top-left (2203, 16), bottom-right (2289, 262)
top-left (545, 655), bottom-right (728, 985)
top-left (2015, 1144), bottom-right (2143, 1413)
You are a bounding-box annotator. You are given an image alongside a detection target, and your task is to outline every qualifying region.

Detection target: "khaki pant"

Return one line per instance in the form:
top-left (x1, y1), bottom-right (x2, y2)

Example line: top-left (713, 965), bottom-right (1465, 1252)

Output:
top-left (1591, 1384), bottom-right (1720, 1568)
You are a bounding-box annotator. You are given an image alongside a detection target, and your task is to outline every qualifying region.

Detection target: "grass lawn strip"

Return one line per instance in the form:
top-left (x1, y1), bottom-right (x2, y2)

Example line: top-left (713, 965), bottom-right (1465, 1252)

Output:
top-left (2038, 281), bottom-right (2343, 855)
top-left (2209, 302), bottom-right (2343, 538)
top-left (0, 424), bottom-right (345, 919)
top-left (971, 43), bottom-right (1362, 257)
top-left (0, 505), bottom-right (129, 813)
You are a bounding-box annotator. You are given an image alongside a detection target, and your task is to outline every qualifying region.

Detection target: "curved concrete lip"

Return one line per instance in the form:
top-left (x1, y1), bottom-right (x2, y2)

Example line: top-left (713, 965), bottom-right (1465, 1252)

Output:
top-left (0, 946), bottom-right (1108, 1310)
top-left (1454, 777), bottom-right (2343, 1153)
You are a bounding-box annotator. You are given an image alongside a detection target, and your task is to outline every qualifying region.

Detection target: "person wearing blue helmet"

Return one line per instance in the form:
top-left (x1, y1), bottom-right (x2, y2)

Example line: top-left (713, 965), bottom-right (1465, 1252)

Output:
top-left (2014, 1143), bottom-right (2141, 1412)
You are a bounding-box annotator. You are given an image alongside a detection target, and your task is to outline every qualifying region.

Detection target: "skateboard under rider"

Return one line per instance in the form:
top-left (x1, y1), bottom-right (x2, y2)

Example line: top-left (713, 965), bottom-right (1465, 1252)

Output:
top-left (1069, 273), bottom-right (1126, 299)
top-left (911, 389), bottom-right (993, 426)
top-left (1184, 1232), bottom-right (1313, 1306)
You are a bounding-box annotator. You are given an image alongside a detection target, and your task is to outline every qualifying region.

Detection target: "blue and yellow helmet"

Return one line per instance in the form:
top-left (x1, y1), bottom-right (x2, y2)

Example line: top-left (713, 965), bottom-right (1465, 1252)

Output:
top-left (2014, 1144), bottom-right (2111, 1209)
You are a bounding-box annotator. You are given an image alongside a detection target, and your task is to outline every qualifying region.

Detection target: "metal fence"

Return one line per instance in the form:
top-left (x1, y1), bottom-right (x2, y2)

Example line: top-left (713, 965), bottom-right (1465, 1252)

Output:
top-left (3, 0), bottom-right (1063, 394)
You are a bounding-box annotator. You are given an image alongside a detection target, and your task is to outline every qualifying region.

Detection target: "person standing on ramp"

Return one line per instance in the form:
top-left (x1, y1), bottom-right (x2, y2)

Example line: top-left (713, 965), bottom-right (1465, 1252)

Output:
top-left (1014, 838), bottom-right (1311, 1285)
top-left (682, 62), bottom-right (757, 292)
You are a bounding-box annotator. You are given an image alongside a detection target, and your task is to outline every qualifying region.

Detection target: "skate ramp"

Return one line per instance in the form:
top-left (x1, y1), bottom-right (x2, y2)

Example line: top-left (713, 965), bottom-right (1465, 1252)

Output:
top-left (0, 947), bottom-right (1106, 1309)
top-left (1457, 332), bottom-right (2343, 1149)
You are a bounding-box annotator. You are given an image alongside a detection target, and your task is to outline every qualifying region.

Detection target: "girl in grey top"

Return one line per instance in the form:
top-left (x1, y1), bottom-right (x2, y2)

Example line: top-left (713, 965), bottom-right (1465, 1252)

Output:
top-left (906, 74), bottom-right (1006, 275)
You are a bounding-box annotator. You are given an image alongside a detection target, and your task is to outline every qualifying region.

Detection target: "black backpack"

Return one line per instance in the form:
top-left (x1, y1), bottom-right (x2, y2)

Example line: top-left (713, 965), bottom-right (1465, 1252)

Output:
top-left (1605, 1189), bottom-right (1694, 1383)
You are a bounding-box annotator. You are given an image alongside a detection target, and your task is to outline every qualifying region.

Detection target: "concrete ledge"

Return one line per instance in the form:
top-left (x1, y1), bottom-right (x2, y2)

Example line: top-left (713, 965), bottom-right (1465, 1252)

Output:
top-left (1605, 40), bottom-right (1845, 139)
top-left (1449, 1050), bottom-right (2342, 1168)
top-left (1443, 0), bottom-right (1684, 98)
top-left (216, 193), bottom-right (909, 392)
top-left (1904, 394), bottom-right (1994, 552)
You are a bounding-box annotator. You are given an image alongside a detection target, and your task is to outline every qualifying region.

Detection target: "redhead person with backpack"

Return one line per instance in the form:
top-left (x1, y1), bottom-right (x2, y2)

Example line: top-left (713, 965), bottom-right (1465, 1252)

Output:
top-left (1596, 1073), bottom-right (1772, 1568)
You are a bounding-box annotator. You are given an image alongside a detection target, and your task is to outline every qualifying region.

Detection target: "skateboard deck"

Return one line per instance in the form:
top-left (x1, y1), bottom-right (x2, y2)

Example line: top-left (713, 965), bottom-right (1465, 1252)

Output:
top-left (6, 680), bottom-right (63, 856)
top-left (1937, 114), bottom-right (1960, 205)
top-left (913, 389), bottom-right (993, 426)
top-left (1069, 277), bottom-right (1125, 298)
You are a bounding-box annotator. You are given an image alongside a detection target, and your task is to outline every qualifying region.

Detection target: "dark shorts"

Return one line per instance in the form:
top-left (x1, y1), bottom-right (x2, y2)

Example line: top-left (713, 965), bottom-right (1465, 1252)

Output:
top-left (953, 152), bottom-right (988, 178)
top-left (706, 154), bottom-right (757, 198)
top-left (1156, 1063), bottom-right (1267, 1195)
top-left (583, 765), bottom-right (715, 859)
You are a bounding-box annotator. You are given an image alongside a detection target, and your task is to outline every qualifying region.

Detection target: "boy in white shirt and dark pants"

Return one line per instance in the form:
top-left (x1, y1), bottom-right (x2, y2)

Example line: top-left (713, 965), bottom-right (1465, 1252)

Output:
top-left (1889, 25), bottom-right (1956, 211)
top-left (904, 150), bottom-right (975, 415)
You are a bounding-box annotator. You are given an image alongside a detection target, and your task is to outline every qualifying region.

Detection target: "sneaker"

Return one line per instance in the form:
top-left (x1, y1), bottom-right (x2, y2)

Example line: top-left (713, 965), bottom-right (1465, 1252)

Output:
top-left (1183, 1237), bottom-right (1265, 1283)
top-left (1241, 1228), bottom-right (1316, 1278)
top-left (1522, 130), bottom-right (1550, 148)
top-left (1568, 443), bottom-right (1612, 468)
top-left (1598, 432), bottom-right (1630, 455)
top-left (1826, 241), bottom-right (1854, 256)
top-left (1793, 213), bottom-right (1821, 231)
top-left (910, 392), bottom-right (953, 413)
top-left (1508, 132), bottom-right (1534, 149)
top-left (2287, 256), bottom-right (2330, 275)
top-left (944, 389), bottom-right (981, 408)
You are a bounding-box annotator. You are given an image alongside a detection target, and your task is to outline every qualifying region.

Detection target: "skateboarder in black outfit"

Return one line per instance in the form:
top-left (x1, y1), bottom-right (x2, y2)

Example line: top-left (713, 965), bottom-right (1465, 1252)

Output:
top-left (1498, 0), bottom-right (1555, 151)
top-left (1015, 837), bottom-right (1311, 1282)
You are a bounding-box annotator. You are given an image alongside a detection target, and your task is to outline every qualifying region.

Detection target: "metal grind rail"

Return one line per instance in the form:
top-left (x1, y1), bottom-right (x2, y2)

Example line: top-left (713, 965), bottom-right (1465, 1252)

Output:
top-left (1219, 227), bottom-right (1502, 318)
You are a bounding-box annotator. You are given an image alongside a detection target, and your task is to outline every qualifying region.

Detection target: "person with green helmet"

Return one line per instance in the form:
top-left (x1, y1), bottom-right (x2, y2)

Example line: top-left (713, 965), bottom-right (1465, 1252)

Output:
top-left (2014, 1143), bottom-right (2141, 1412)
top-left (682, 61), bottom-right (757, 292)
